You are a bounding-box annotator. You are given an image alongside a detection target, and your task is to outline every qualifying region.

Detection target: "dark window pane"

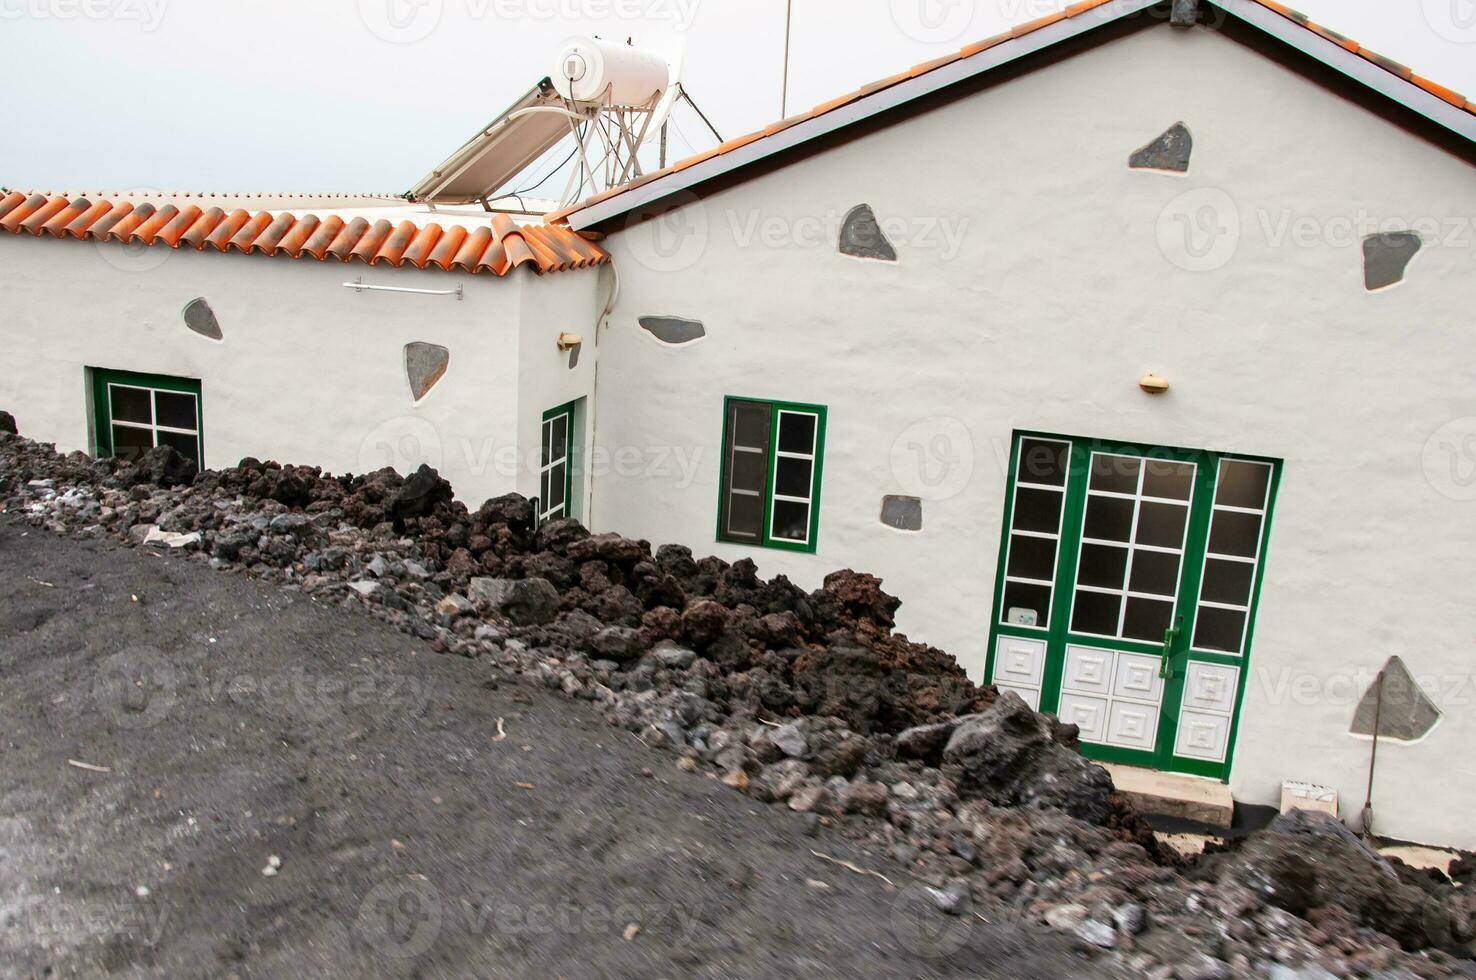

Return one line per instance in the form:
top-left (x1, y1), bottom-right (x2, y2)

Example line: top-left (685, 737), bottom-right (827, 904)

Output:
top-left (154, 391), bottom-right (197, 431)
top-left (549, 415), bottom-right (568, 461)
top-left (729, 449), bottom-right (767, 492)
top-left (109, 385), bottom-right (151, 425)
top-left (1089, 454), bottom-right (1140, 494)
top-left (1071, 590), bottom-right (1121, 637)
top-left (726, 493), bottom-right (762, 540)
top-left (1142, 460), bottom-right (1194, 501)
top-left (540, 470), bottom-right (550, 510)
top-left (1216, 460), bottom-right (1271, 510)
top-left (731, 403), bottom-right (769, 450)
top-left (1201, 558), bottom-right (1255, 607)
top-left (1207, 510), bottom-right (1262, 559)
top-left (1012, 487), bottom-right (1063, 534)
top-left (1006, 534), bottom-right (1056, 582)
top-left (547, 463), bottom-right (566, 509)
top-left (112, 423), bottom-right (152, 462)
top-left (1129, 550), bottom-right (1181, 597)
top-left (1135, 501), bottom-right (1189, 549)
top-left (1018, 438), bottom-right (1068, 486)
top-left (1078, 543), bottom-right (1128, 590)
top-left (1083, 495), bottom-right (1134, 542)
top-left (1002, 580), bottom-right (1051, 629)
top-left (1194, 605), bottom-right (1247, 654)
top-left (157, 431), bottom-right (200, 471)
top-left (777, 412), bottom-right (816, 455)
top-left (771, 499), bottom-right (810, 542)
top-left (774, 456), bottom-right (812, 499)
top-left (1122, 597), bottom-right (1174, 642)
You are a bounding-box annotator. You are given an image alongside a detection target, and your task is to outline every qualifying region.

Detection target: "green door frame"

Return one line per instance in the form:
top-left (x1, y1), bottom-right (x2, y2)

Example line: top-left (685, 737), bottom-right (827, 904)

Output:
top-left (984, 430), bottom-right (1281, 781)
top-left (539, 400), bottom-right (577, 524)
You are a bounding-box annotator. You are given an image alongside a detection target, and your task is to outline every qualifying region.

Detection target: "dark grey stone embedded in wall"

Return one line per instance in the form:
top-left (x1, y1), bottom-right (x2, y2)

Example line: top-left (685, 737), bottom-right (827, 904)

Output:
top-left (638, 316), bottom-right (706, 345)
top-left (1363, 231), bottom-right (1422, 290)
top-left (182, 297), bottom-right (222, 340)
top-left (1350, 656), bottom-right (1440, 741)
top-left (1129, 123), bottom-right (1193, 173)
top-left (568, 342), bottom-right (582, 369)
top-left (880, 495), bottom-right (923, 531)
top-left (1170, 0), bottom-right (1199, 27)
top-left (839, 204), bottom-right (898, 262)
top-left (404, 342), bottom-right (450, 401)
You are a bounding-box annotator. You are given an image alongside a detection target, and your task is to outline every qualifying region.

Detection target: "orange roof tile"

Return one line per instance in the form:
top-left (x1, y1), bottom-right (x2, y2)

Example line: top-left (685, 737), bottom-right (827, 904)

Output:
top-left (0, 191), bottom-right (607, 276)
top-left (548, 0), bottom-right (1473, 225)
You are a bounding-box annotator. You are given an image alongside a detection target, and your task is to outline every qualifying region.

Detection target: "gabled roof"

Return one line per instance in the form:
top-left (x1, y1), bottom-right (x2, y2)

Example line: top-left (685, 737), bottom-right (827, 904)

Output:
top-left (549, 0), bottom-right (1475, 229)
top-left (0, 191), bottom-right (608, 276)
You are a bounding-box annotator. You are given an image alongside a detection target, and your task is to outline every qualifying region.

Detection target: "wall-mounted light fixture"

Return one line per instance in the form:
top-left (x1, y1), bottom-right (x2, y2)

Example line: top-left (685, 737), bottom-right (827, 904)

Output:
top-left (557, 332), bottom-right (583, 351)
top-left (1139, 373), bottom-right (1170, 395)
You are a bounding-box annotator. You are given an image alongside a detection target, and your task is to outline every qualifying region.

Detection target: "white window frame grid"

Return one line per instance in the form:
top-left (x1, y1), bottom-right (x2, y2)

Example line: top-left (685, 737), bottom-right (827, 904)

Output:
top-left (1189, 458), bottom-right (1273, 657)
top-left (107, 383), bottom-right (199, 457)
top-left (766, 409), bottom-right (819, 546)
top-left (997, 437), bottom-right (1073, 632)
top-left (539, 409), bottom-right (573, 524)
top-left (1068, 452), bottom-right (1197, 643)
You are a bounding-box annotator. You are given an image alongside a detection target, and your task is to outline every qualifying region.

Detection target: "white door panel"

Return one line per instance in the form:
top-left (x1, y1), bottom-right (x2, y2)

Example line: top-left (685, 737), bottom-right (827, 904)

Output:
top-left (1183, 662), bottom-right (1239, 714)
top-left (1058, 693), bottom-right (1109, 742)
top-left (1062, 645), bottom-right (1113, 695)
top-left (1107, 701), bottom-right (1160, 751)
top-left (994, 637), bottom-right (1046, 688)
top-left (995, 682), bottom-right (1041, 711)
top-left (1175, 710), bottom-right (1232, 762)
top-left (1113, 652), bottom-right (1165, 703)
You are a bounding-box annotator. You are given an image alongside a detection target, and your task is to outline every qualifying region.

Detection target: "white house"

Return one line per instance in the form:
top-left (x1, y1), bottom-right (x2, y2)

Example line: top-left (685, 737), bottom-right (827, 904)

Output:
top-left (4, 0), bottom-right (1476, 849)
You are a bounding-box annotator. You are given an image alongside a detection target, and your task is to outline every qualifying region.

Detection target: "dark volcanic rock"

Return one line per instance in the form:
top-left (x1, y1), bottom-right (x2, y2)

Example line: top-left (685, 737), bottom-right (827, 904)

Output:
top-left (0, 411), bottom-right (16, 435)
top-left (390, 464), bottom-right (454, 525)
top-left (940, 692), bottom-right (1114, 824)
top-left (469, 576), bottom-right (560, 626)
top-left (1198, 808), bottom-right (1460, 952)
top-left (120, 446), bottom-right (197, 489)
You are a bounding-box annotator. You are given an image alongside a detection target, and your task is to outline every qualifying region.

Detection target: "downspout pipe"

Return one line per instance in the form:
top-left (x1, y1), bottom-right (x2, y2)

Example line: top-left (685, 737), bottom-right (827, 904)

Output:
top-left (584, 255), bottom-right (619, 527)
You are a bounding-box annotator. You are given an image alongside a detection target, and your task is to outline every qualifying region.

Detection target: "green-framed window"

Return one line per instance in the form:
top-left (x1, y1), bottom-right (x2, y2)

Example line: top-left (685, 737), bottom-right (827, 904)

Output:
top-left (539, 401), bottom-right (576, 525)
top-left (984, 431), bottom-right (1281, 782)
top-left (90, 368), bottom-right (204, 474)
top-left (717, 397), bottom-right (826, 554)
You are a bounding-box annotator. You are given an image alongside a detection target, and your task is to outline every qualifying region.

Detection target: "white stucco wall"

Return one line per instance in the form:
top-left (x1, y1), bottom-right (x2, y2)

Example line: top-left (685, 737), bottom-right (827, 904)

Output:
top-left (590, 24), bottom-right (1476, 846)
top-left (0, 234), bottom-right (599, 510)
top-left (515, 267), bottom-right (605, 518)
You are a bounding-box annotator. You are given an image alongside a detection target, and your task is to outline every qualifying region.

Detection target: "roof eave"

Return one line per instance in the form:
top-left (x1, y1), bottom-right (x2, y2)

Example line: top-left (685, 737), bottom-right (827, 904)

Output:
top-left (561, 0), bottom-right (1476, 231)
top-left (1217, 0), bottom-right (1476, 144)
top-left (563, 0), bottom-right (1160, 231)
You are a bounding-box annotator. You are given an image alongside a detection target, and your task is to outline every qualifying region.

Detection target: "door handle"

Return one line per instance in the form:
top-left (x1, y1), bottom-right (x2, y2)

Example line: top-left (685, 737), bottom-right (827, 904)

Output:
top-left (1160, 616), bottom-right (1184, 679)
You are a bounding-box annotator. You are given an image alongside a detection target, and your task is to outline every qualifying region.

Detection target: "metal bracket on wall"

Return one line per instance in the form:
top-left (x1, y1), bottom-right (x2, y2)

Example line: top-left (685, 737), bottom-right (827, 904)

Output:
top-left (344, 277), bottom-right (463, 300)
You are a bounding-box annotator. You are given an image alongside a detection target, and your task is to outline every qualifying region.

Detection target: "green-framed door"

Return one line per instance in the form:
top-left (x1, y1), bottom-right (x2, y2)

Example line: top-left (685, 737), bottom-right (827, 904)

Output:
top-left (984, 431), bottom-right (1280, 781)
top-left (538, 401), bottom-right (576, 525)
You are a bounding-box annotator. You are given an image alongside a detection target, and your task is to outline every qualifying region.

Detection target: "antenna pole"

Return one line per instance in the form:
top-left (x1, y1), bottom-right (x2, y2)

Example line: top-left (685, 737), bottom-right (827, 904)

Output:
top-left (781, 0), bottom-right (793, 118)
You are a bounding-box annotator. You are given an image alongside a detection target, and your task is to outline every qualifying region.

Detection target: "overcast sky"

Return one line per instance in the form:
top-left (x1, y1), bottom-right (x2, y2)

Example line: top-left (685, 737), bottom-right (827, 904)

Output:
top-left (2, 0), bottom-right (1473, 195)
